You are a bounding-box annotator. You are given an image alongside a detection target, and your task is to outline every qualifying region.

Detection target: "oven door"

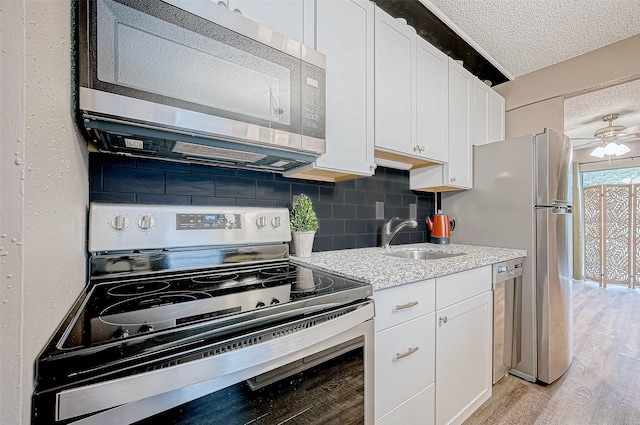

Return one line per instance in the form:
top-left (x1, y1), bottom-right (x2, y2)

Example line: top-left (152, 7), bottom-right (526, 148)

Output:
top-left (78, 0), bottom-right (325, 153)
top-left (54, 300), bottom-right (374, 425)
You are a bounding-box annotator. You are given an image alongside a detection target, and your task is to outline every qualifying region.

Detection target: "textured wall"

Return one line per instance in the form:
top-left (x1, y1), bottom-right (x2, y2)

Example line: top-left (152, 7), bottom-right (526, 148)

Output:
top-left (20, 1), bottom-right (88, 423)
top-left (90, 153), bottom-right (436, 250)
top-left (0, 1), bottom-right (27, 423)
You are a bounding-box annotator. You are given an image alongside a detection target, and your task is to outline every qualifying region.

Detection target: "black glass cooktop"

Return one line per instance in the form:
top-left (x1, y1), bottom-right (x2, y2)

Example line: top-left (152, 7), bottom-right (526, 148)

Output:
top-left (57, 262), bottom-right (370, 350)
top-left (33, 261), bottom-right (372, 421)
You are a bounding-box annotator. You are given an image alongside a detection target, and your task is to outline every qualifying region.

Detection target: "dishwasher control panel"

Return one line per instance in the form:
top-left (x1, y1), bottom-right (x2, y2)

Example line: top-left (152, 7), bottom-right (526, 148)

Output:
top-left (493, 258), bottom-right (524, 283)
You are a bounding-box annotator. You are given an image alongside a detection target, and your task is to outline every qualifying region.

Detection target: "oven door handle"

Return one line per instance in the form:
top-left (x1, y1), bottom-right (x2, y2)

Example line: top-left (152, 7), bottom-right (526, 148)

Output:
top-left (56, 301), bottom-right (374, 422)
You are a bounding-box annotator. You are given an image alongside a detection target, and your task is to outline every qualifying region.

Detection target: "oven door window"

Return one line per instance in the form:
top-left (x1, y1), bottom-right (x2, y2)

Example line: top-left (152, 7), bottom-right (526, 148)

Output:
top-left (134, 343), bottom-right (365, 425)
top-left (91, 0), bottom-right (300, 134)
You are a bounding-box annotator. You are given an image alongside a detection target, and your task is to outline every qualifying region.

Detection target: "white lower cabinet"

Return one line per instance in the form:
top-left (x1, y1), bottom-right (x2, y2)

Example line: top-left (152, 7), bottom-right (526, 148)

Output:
top-left (435, 267), bottom-right (493, 425)
top-left (373, 279), bottom-right (435, 424)
top-left (375, 313), bottom-right (435, 421)
top-left (377, 383), bottom-right (435, 425)
top-left (373, 266), bottom-right (492, 425)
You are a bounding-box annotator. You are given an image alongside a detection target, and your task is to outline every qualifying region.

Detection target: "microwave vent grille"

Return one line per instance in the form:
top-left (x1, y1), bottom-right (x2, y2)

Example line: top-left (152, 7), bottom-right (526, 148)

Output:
top-left (172, 141), bottom-right (267, 163)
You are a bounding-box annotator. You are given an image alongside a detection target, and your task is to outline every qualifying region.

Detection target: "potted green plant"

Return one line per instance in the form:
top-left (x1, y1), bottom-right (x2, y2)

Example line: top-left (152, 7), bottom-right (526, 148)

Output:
top-left (289, 194), bottom-right (319, 258)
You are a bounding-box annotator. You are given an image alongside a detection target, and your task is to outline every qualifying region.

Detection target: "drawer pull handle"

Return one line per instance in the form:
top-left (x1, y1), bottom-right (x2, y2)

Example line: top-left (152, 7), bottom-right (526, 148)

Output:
top-left (395, 301), bottom-right (419, 311)
top-left (396, 346), bottom-right (419, 360)
top-left (439, 316), bottom-right (448, 324)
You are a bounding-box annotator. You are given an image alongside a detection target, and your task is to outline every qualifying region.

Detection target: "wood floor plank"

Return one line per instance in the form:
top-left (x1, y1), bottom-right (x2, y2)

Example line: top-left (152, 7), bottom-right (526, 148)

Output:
top-left (462, 282), bottom-right (640, 425)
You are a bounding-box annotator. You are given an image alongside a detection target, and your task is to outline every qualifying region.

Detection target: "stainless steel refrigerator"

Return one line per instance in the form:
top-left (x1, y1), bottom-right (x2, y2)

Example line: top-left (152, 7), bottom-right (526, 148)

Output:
top-left (442, 129), bottom-right (573, 384)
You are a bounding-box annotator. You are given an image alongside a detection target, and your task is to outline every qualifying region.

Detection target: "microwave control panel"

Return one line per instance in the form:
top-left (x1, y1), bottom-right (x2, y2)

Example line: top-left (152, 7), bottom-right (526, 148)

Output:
top-left (301, 62), bottom-right (326, 139)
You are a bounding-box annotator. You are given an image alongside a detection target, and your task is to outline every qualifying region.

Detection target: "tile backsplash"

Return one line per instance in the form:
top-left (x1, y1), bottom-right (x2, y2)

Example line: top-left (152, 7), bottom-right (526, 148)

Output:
top-left (89, 153), bottom-right (435, 251)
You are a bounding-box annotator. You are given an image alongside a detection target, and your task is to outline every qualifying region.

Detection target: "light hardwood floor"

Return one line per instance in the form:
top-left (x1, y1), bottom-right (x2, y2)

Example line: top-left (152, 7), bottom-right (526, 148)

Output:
top-left (463, 281), bottom-right (640, 425)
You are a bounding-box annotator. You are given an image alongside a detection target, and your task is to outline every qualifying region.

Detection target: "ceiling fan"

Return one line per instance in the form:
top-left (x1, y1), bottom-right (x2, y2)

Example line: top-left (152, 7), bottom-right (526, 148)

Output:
top-left (573, 114), bottom-right (640, 158)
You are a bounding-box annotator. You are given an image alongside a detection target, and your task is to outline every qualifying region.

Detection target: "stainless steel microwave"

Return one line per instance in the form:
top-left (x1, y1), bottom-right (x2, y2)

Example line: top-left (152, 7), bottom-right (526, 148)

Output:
top-left (77, 0), bottom-right (326, 172)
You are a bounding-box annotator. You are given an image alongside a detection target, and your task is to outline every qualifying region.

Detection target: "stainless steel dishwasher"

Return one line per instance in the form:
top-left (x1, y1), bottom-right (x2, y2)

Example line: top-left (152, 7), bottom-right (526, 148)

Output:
top-left (492, 258), bottom-right (524, 384)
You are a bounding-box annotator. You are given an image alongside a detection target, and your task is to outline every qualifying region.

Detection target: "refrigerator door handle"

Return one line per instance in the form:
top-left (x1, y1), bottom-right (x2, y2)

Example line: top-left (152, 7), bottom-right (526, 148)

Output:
top-left (534, 204), bottom-right (572, 214)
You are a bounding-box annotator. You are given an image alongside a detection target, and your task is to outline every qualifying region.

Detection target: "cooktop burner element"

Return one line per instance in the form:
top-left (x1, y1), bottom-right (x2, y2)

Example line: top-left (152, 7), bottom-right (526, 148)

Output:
top-left (107, 281), bottom-right (171, 296)
top-left (262, 267), bottom-right (335, 294)
top-left (293, 275), bottom-right (334, 293)
top-left (191, 273), bottom-right (239, 286)
top-left (93, 290), bottom-right (215, 342)
top-left (261, 265), bottom-right (297, 276)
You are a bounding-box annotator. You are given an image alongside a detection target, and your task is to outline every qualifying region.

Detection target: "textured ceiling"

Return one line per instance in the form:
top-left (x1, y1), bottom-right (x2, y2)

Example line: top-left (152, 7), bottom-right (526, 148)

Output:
top-left (425, 0), bottom-right (640, 79)
top-left (564, 79), bottom-right (640, 146)
top-left (422, 0), bottom-right (640, 150)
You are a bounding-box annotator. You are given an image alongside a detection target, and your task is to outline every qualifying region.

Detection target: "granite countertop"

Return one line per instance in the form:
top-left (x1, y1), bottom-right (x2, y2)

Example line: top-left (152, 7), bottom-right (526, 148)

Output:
top-left (291, 243), bottom-right (527, 291)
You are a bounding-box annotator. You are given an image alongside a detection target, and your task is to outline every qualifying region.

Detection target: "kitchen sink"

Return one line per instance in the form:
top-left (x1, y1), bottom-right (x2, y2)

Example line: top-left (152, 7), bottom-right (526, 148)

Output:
top-left (384, 250), bottom-right (465, 260)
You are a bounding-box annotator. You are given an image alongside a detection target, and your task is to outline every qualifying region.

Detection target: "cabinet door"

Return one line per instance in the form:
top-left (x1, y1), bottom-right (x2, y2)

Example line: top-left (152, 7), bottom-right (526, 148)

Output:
top-left (314, 0), bottom-right (375, 175)
top-left (472, 79), bottom-right (489, 146)
top-left (375, 313), bottom-right (435, 420)
top-left (374, 6), bottom-right (416, 156)
top-left (224, 0), bottom-right (307, 43)
top-left (416, 37), bottom-right (448, 162)
top-left (488, 90), bottom-right (505, 143)
top-left (446, 59), bottom-right (473, 189)
top-left (435, 292), bottom-right (492, 425)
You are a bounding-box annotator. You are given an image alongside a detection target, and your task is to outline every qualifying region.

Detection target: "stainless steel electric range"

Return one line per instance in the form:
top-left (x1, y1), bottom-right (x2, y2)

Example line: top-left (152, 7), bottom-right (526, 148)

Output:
top-left (33, 203), bottom-right (374, 425)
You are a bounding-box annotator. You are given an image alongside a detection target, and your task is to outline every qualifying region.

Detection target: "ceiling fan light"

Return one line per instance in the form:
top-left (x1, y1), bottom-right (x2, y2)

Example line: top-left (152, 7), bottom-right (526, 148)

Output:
top-left (590, 146), bottom-right (606, 158)
top-left (603, 142), bottom-right (619, 156)
top-left (615, 143), bottom-right (631, 156)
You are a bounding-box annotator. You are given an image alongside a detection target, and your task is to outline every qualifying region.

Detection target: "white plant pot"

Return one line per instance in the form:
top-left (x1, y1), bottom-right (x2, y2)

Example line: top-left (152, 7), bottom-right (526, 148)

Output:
top-left (292, 231), bottom-right (316, 258)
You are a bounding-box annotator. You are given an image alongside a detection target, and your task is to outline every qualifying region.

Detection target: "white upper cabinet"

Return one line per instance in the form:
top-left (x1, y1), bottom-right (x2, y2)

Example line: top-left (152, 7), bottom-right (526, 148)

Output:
top-left (373, 7), bottom-right (416, 158)
top-left (217, 0), bottom-right (309, 44)
top-left (472, 79), bottom-right (505, 146)
top-left (416, 36), bottom-right (449, 164)
top-left (472, 79), bottom-right (490, 146)
top-left (445, 59), bottom-right (473, 188)
top-left (373, 6), bottom-right (444, 168)
top-left (284, 0), bottom-right (376, 182)
top-left (410, 59), bottom-right (472, 191)
top-left (488, 89), bottom-right (505, 143)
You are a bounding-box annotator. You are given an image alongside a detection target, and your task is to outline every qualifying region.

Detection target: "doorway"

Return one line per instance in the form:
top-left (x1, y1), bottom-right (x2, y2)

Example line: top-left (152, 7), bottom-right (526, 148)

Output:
top-left (582, 167), bottom-right (640, 287)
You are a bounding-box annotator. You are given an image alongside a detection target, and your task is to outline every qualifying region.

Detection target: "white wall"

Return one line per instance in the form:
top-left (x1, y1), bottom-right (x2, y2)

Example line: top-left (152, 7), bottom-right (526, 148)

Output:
top-left (1, 1), bottom-right (27, 423)
top-left (1, 1), bottom-right (88, 423)
top-left (503, 96), bottom-right (564, 139)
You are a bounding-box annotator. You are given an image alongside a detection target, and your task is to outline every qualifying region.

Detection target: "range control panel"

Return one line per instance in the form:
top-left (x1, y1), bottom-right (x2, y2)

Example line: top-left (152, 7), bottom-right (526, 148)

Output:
top-left (176, 213), bottom-right (241, 230)
top-left (89, 203), bottom-right (291, 252)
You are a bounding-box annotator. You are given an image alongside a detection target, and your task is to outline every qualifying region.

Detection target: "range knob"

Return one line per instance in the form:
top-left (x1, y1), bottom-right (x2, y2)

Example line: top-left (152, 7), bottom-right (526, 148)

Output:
top-left (137, 214), bottom-right (155, 230)
top-left (137, 324), bottom-right (154, 334)
top-left (270, 298), bottom-right (280, 305)
top-left (112, 327), bottom-right (130, 339)
top-left (256, 301), bottom-right (266, 308)
top-left (256, 216), bottom-right (267, 228)
top-left (110, 215), bottom-right (129, 231)
top-left (271, 216), bottom-right (281, 228)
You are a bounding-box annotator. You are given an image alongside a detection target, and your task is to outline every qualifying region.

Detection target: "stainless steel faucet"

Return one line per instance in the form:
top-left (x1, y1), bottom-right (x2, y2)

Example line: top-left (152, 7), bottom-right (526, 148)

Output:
top-left (382, 218), bottom-right (419, 248)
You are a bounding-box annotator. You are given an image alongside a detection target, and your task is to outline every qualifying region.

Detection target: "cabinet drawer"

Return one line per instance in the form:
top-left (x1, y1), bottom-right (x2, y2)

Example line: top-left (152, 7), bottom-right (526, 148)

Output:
top-left (374, 279), bottom-right (435, 332)
top-left (375, 313), bottom-right (435, 419)
top-left (376, 383), bottom-right (435, 425)
top-left (436, 266), bottom-right (491, 310)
